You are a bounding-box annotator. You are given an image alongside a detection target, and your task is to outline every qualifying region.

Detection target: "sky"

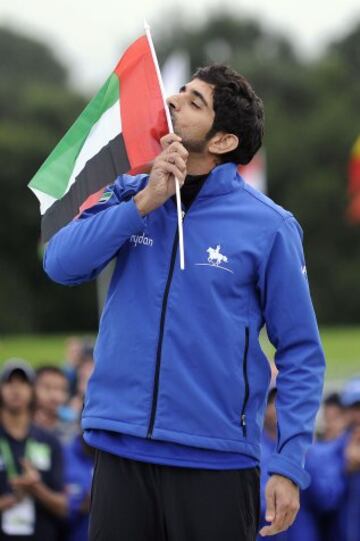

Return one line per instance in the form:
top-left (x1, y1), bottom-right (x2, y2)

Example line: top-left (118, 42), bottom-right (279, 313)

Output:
top-left (1, 0), bottom-right (359, 92)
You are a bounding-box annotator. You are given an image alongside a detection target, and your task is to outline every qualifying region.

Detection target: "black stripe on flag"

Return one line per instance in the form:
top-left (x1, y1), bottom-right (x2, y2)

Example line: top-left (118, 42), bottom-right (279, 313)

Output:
top-left (41, 133), bottom-right (130, 243)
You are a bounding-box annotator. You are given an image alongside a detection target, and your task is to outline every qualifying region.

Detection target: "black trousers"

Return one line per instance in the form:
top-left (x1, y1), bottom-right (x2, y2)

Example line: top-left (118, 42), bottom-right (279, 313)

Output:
top-left (89, 449), bottom-right (260, 541)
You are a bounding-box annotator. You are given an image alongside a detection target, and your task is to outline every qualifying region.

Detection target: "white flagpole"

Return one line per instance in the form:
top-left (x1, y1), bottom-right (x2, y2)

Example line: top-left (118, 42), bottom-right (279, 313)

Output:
top-left (144, 20), bottom-right (185, 271)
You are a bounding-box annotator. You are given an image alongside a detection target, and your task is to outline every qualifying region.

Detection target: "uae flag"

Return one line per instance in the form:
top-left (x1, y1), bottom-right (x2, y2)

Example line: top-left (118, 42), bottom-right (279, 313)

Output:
top-left (29, 34), bottom-right (168, 242)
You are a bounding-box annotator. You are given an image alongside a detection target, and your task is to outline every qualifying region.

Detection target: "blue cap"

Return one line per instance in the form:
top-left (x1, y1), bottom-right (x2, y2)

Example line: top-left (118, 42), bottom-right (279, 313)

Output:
top-left (341, 376), bottom-right (360, 407)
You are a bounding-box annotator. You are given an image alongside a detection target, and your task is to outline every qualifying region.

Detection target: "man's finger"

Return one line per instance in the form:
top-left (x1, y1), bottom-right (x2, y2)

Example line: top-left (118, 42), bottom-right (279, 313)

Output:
top-left (164, 154), bottom-right (187, 172)
top-left (161, 162), bottom-right (186, 185)
top-left (259, 510), bottom-right (288, 537)
top-left (160, 133), bottom-right (182, 149)
top-left (164, 141), bottom-right (189, 160)
top-left (264, 484), bottom-right (276, 523)
top-left (260, 499), bottom-right (299, 537)
top-left (285, 501), bottom-right (300, 528)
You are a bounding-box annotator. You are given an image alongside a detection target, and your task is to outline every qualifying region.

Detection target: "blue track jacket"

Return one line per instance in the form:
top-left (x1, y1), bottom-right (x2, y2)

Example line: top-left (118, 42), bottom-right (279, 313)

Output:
top-left (44, 162), bottom-right (325, 489)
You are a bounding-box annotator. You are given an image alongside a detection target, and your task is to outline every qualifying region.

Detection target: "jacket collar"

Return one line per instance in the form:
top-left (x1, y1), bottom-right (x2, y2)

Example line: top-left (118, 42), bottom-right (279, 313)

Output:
top-left (195, 162), bottom-right (244, 200)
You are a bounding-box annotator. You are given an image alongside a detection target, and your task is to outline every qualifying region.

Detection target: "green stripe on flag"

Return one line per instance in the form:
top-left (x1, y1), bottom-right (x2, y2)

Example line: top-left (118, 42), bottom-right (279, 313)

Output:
top-left (29, 73), bottom-right (119, 199)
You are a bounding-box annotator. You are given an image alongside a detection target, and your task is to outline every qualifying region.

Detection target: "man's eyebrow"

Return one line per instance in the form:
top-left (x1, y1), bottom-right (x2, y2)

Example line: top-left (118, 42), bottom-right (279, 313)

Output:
top-left (179, 85), bottom-right (209, 107)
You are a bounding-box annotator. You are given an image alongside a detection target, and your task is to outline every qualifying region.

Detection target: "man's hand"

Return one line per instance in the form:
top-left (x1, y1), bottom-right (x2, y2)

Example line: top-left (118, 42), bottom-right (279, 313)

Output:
top-left (134, 134), bottom-right (188, 216)
top-left (259, 474), bottom-right (300, 537)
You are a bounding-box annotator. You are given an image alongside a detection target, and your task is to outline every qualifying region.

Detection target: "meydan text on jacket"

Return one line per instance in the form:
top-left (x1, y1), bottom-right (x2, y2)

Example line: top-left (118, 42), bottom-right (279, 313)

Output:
top-left (44, 162), bottom-right (325, 489)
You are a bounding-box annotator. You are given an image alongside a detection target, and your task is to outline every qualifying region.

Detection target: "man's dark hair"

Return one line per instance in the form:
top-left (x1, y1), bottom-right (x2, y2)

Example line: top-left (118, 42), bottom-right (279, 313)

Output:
top-left (193, 64), bottom-right (264, 165)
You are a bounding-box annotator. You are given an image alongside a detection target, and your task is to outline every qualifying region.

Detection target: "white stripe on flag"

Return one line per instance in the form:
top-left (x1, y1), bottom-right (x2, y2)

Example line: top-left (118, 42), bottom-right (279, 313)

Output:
top-left (29, 187), bottom-right (57, 215)
top-left (64, 99), bottom-right (122, 204)
top-left (35, 100), bottom-right (122, 215)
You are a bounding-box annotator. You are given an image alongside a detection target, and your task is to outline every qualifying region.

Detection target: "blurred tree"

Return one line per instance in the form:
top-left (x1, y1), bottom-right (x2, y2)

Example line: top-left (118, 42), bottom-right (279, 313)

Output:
top-left (0, 26), bottom-right (98, 333)
top-left (156, 12), bottom-right (360, 323)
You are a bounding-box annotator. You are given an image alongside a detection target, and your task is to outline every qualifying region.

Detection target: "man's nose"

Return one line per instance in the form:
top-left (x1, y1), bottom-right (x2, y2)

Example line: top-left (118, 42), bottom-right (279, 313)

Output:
top-left (166, 94), bottom-right (180, 112)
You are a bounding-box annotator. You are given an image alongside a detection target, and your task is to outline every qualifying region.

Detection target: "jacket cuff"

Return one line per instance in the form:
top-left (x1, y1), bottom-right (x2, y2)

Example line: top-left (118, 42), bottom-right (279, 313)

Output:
top-left (267, 454), bottom-right (311, 489)
top-left (127, 197), bottom-right (148, 231)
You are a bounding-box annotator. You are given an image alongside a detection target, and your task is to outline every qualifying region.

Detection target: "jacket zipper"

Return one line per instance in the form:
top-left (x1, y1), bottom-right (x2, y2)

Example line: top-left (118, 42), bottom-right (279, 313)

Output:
top-left (146, 186), bottom-right (205, 438)
top-left (240, 326), bottom-right (250, 437)
top-left (147, 228), bottom-right (179, 438)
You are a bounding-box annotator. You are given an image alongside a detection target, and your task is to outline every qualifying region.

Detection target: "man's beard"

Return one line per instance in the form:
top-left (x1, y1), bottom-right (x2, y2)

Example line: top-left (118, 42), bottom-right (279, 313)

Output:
top-left (172, 116), bottom-right (209, 153)
top-left (181, 136), bottom-right (208, 153)
top-left (174, 128), bottom-right (208, 153)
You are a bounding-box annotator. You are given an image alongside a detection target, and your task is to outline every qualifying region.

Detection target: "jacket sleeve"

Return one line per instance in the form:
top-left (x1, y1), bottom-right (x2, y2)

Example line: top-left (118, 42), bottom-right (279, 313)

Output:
top-left (43, 175), bottom-right (148, 285)
top-left (257, 216), bottom-right (326, 489)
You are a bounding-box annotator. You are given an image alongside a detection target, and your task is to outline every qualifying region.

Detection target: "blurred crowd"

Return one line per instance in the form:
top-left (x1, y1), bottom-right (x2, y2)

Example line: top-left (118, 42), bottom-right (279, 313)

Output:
top-left (0, 338), bottom-right (359, 540)
top-left (258, 378), bottom-right (360, 541)
top-left (0, 337), bottom-right (94, 541)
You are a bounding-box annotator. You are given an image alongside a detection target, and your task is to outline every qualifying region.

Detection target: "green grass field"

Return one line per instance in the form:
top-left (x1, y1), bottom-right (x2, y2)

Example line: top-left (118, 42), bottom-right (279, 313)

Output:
top-left (0, 327), bottom-right (359, 382)
top-left (261, 326), bottom-right (360, 382)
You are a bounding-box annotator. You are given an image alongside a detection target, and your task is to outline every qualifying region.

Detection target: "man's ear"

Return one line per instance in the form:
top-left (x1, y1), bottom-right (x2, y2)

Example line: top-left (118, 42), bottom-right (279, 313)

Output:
top-left (208, 132), bottom-right (239, 156)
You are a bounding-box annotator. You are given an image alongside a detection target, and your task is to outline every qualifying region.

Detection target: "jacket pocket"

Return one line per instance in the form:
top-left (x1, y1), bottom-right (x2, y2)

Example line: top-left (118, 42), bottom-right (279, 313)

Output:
top-left (240, 326), bottom-right (250, 437)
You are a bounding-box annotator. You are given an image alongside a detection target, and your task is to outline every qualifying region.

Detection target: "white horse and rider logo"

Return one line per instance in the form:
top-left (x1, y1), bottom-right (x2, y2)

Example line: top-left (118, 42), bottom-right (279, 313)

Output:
top-left (207, 245), bottom-right (228, 266)
top-left (195, 244), bottom-right (233, 273)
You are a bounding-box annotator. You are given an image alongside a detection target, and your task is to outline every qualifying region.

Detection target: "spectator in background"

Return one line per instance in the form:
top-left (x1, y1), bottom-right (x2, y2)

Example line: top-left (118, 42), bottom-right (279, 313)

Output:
top-left (259, 379), bottom-right (360, 541)
top-left (63, 349), bottom-right (94, 540)
top-left (62, 337), bottom-right (85, 397)
top-left (320, 392), bottom-right (347, 441)
top-left (290, 430), bottom-right (345, 541)
top-left (34, 366), bottom-right (78, 445)
top-left (0, 359), bottom-right (67, 540)
top-left (62, 349), bottom-right (94, 540)
top-left (64, 434), bottom-right (94, 541)
top-left (68, 349), bottom-right (94, 420)
top-left (284, 380), bottom-right (360, 541)
top-left (258, 388), bottom-right (340, 541)
top-left (333, 376), bottom-right (360, 541)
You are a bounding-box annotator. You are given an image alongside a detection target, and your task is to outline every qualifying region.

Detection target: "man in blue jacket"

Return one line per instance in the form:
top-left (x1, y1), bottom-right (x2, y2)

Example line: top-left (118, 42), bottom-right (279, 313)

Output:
top-left (44, 64), bottom-right (325, 541)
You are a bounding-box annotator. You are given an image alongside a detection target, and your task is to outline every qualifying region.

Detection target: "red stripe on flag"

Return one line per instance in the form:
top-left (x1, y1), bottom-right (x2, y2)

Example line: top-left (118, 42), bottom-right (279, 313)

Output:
top-left (75, 36), bottom-right (167, 222)
top-left (114, 35), bottom-right (168, 171)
